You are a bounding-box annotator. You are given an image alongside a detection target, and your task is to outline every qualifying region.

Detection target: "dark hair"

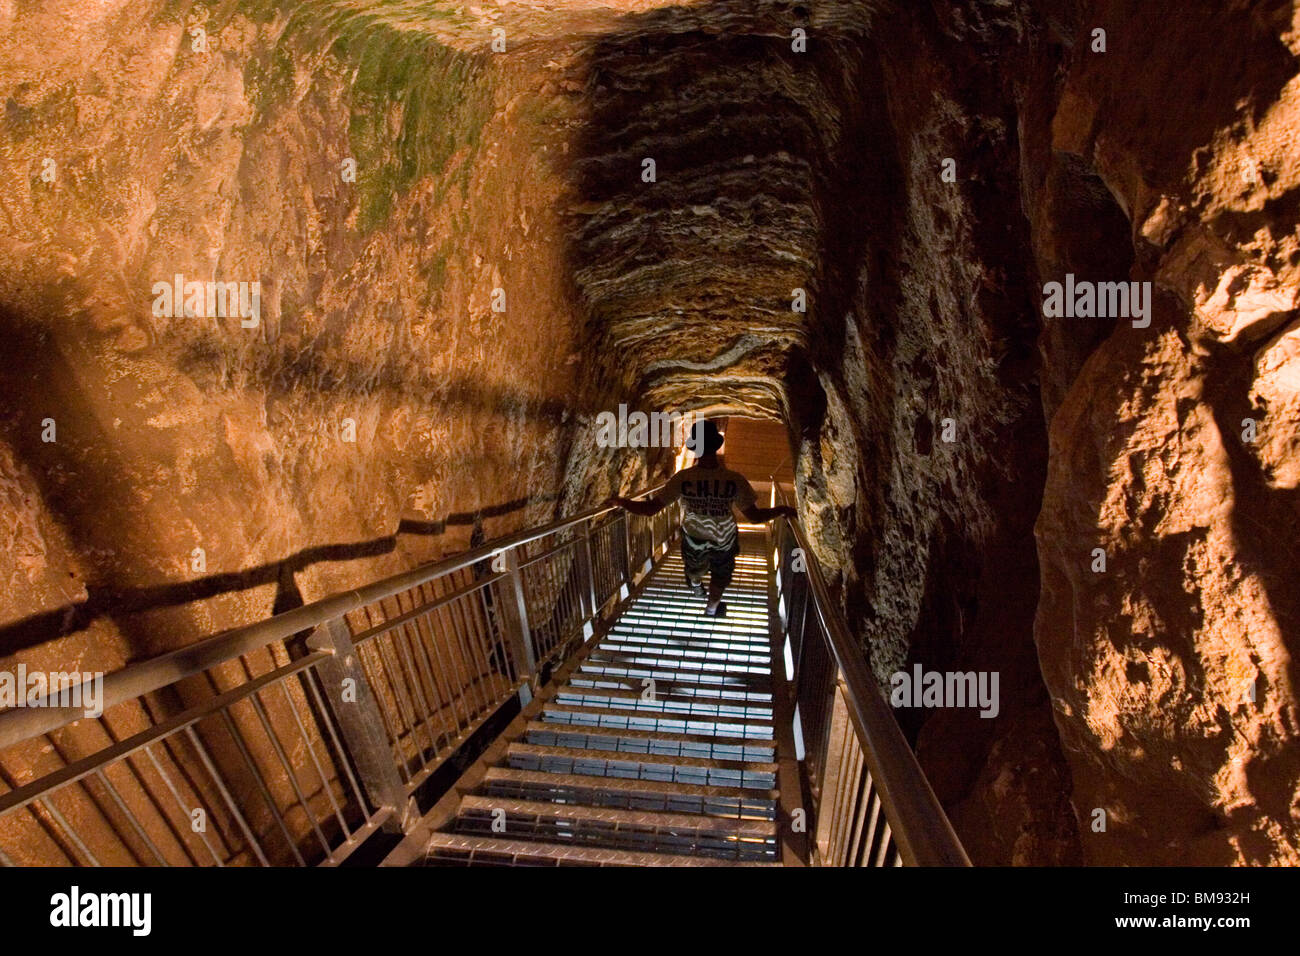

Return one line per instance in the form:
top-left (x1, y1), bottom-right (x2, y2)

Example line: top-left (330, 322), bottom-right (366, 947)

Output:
top-left (686, 419), bottom-right (724, 457)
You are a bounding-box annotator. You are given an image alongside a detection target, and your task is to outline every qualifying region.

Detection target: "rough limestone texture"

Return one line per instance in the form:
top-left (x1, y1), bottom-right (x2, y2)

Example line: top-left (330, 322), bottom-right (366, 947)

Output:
top-left (1024, 0), bottom-right (1300, 865)
top-left (0, 0), bottom-right (631, 847)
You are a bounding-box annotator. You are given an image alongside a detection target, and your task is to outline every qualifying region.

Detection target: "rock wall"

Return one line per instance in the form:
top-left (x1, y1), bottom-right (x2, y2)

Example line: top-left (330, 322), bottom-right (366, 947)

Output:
top-left (0, 0), bottom-right (605, 799)
top-left (1022, 0), bottom-right (1300, 865)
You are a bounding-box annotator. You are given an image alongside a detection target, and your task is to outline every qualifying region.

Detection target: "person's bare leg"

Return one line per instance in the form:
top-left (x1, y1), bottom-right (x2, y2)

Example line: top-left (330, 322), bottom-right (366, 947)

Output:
top-left (706, 578), bottom-right (726, 605)
top-left (706, 577), bottom-right (727, 615)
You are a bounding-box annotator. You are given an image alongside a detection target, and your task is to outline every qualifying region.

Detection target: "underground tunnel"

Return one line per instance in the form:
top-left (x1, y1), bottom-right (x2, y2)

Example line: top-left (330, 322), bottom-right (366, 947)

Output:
top-left (0, 0), bottom-right (1296, 895)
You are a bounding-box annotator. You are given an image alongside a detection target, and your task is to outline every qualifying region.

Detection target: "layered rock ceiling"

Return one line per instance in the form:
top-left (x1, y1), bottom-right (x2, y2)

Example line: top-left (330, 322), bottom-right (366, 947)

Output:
top-left (1, 0), bottom-right (1298, 865)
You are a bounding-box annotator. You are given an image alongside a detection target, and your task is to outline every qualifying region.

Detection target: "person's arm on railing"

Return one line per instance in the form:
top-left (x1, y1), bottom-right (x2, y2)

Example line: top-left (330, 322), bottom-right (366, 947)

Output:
top-left (607, 472), bottom-right (683, 517)
top-left (741, 503), bottom-right (797, 523)
top-left (605, 494), bottom-right (667, 517)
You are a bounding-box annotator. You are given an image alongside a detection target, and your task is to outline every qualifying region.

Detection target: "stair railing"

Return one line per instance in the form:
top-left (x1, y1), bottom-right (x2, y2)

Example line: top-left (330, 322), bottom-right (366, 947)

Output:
top-left (768, 482), bottom-right (970, 867)
top-left (0, 486), bottom-right (674, 867)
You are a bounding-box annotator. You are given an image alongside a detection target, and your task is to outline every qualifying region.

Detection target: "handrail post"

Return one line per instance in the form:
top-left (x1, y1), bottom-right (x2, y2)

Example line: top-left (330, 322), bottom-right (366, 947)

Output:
top-left (307, 618), bottom-right (415, 834)
top-left (577, 521), bottom-right (599, 635)
top-left (617, 513), bottom-right (634, 596)
top-left (498, 549), bottom-right (537, 691)
top-left (812, 673), bottom-right (853, 862)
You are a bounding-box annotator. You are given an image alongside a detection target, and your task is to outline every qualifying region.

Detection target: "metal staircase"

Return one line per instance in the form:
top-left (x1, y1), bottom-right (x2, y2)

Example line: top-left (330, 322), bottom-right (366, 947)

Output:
top-left (0, 485), bottom-right (968, 868)
top-left (406, 535), bottom-right (792, 865)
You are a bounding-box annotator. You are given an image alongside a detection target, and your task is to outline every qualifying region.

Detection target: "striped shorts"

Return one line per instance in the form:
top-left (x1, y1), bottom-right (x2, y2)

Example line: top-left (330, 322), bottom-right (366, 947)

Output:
top-left (680, 532), bottom-right (740, 590)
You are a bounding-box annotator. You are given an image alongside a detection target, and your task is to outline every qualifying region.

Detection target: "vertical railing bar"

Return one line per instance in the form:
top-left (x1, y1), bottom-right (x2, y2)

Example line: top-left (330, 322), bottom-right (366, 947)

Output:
top-left (359, 605), bottom-right (415, 757)
top-left (441, 599), bottom-right (486, 721)
top-left (579, 523), bottom-right (598, 631)
top-left (306, 620), bottom-right (414, 834)
top-left (449, 588), bottom-right (495, 713)
top-left (302, 667), bottom-right (370, 819)
top-left (409, 585), bottom-right (455, 754)
top-left (554, 545), bottom-right (573, 650)
top-left (547, 547), bottom-right (567, 652)
top-left (143, 743), bottom-right (223, 866)
top-left (455, 586), bottom-right (498, 707)
top-left (861, 787), bottom-right (886, 867)
top-left (477, 587), bottom-right (518, 686)
top-left (872, 820), bottom-right (894, 867)
top-left (277, 680), bottom-right (350, 838)
top-left (385, 592), bottom-right (436, 762)
top-left (526, 555), bottom-right (548, 661)
top-left (560, 541), bottom-right (579, 644)
top-left (177, 727), bottom-right (270, 867)
top-left (828, 734), bottom-right (851, 866)
top-left (617, 513), bottom-right (634, 590)
top-left (437, 599), bottom-right (482, 725)
top-left (541, 552), bottom-right (558, 657)
top-left (472, 574), bottom-right (512, 696)
top-left (39, 795), bottom-right (101, 867)
top-left (500, 549), bottom-right (537, 688)
top-left (459, 586), bottom-right (507, 703)
top-left (420, 604), bottom-right (469, 733)
top-left (844, 753), bottom-right (871, 866)
top-left (372, 630), bottom-right (420, 761)
top-left (814, 646), bottom-right (839, 793)
top-left (386, 594), bottom-right (439, 765)
top-left (484, 573), bottom-right (517, 696)
top-left (100, 713), bottom-right (200, 857)
top-left (93, 767), bottom-right (168, 866)
top-left (213, 712), bottom-right (303, 865)
top-left (404, 594), bottom-right (453, 753)
top-left (247, 690), bottom-right (331, 856)
top-left (829, 687), bottom-right (857, 864)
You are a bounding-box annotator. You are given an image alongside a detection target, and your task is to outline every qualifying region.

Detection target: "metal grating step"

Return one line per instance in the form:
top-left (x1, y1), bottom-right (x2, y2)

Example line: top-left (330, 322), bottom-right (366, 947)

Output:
top-left (421, 531), bottom-right (791, 868)
top-left (453, 797), bottom-right (777, 862)
top-left (506, 742), bottom-right (779, 790)
top-left (420, 831), bottom-right (777, 867)
top-left (577, 662), bottom-right (772, 689)
top-left (561, 681), bottom-right (769, 712)
top-left (524, 719), bottom-right (776, 762)
top-left (540, 702), bottom-right (775, 739)
top-left (479, 767), bottom-right (779, 819)
top-left (553, 687), bottom-right (774, 721)
top-left (585, 648), bottom-right (771, 677)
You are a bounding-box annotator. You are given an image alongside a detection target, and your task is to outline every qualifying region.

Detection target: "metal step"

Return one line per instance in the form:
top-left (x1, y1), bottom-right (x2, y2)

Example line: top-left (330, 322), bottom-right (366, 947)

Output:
top-left (505, 742), bottom-right (779, 789)
top-left (552, 686), bottom-right (774, 719)
top-left (523, 719), bottom-right (776, 761)
top-left (540, 702), bottom-right (775, 736)
top-left (453, 796), bottom-right (778, 862)
top-left (566, 673), bottom-right (774, 702)
top-left (420, 831), bottom-right (777, 867)
top-left (413, 531), bottom-right (795, 868)
top-left (585, 647), bottom-right (771, 674)
top-left (459, 795), bottom-right (777, 837)
top-left (480, 767), bottom-right (779, 817)
top-left (578, 656), bottom-right (773, 684)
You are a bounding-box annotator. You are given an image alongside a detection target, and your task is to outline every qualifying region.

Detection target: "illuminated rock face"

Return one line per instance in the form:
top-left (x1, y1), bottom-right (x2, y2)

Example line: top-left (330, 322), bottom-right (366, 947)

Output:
top-left (1024, 0), bottom-right (1300, 865)
top-left (0, 0), bottom-right (1297, 865)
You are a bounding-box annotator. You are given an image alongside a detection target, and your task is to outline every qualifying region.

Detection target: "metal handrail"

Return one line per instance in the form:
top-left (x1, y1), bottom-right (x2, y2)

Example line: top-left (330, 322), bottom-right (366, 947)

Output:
top-left (769, 480), bottom-right (969, 867)
top-left (0, 473), bottom-right (966, 868)
top-left (0, 483), bottom-right (677, 867)
top-left (0, 485), bottom-right (663, 751)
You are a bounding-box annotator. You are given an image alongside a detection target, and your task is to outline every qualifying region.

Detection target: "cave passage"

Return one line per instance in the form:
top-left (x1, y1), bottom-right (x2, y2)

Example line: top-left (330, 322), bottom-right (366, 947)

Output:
top-left (0, 0), bottom-right (1297, 875)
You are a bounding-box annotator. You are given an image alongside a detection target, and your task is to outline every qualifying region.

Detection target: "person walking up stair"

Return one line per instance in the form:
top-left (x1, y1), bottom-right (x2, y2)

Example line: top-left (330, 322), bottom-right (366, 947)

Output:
top-left (607, 419), bottom-right (795, 617)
